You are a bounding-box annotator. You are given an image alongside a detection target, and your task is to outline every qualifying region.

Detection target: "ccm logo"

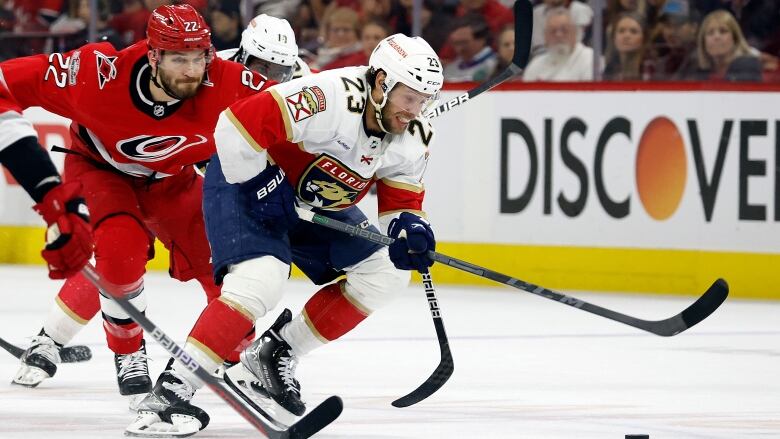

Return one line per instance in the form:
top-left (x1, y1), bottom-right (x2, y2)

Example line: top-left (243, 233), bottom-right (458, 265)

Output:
top-left (256, 168), bottom-right (287, 200)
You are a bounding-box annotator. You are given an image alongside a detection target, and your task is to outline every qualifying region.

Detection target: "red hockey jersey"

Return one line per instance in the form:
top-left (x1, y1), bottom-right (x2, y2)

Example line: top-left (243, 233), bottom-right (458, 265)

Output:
top-left (0, 40), bottom-right (269, 178)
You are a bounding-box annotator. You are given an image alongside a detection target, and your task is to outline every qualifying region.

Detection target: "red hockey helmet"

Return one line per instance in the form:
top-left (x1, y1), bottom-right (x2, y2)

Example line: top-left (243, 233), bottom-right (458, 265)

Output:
top-left (146, 4), bottom-right (211, 52)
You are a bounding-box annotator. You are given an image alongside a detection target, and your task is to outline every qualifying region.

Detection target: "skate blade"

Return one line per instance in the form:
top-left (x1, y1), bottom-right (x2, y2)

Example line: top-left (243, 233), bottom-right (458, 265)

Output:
top-left (124, 411), bottom-right (201, 438)
top-left (12, 365), bottom-right (50, 388)
top-left (223, 364), bottom-right (299, 428)
top-left (127, 393), bottom-right (148, 412)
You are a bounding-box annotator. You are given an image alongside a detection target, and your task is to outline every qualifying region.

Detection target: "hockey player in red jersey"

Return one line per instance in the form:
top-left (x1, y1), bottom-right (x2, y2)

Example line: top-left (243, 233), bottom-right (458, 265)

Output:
top-left (3, 4), bottom-right (271, 402)
top-left (125, 34), bottom-right (443, 436)
top-left (0, 106), bottom-right (93, 280)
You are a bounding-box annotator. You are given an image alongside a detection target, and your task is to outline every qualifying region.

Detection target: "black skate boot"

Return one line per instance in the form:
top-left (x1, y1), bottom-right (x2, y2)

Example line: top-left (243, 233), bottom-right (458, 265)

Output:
top-left (224, 309), bottom-right (305, 427)
top-left (125, 364), bottom-right (210, 437)
top-left (12, 331), bottom-right (62, 387)
top-left (115, 339), bottom-right (153, 396)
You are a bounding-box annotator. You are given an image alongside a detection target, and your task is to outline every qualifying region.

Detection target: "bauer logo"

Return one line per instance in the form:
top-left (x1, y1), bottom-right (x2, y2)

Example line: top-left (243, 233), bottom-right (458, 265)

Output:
top-left (500, 115), bottom-right (779, 223)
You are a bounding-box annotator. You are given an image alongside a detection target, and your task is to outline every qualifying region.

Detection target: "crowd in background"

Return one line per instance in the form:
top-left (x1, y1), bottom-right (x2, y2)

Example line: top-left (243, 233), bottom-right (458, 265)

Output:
top-left (1, 0), bottom-right (779, 82)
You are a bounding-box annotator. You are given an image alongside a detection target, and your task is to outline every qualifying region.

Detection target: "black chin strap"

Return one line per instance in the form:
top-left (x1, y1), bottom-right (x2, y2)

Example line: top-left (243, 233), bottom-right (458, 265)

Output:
top-left (150, 67), bottom-right (182, 101)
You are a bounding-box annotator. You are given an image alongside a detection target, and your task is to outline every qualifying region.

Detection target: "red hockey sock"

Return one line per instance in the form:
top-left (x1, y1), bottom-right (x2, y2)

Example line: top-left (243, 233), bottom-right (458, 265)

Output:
top-left (303, 282), bottom-right (369, 341)
top-left (55, 272), bottom-right (100, 323)
top-left (194, 275), bottom-right (254, 362)
top-left (94, 215), bottom-right (149, 354)
top-left (188, 298), bottom-right (255, 362)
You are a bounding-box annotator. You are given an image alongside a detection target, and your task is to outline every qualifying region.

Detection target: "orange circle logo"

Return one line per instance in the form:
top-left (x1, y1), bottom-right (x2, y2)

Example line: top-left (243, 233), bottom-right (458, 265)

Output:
top-left (636, 117), bottom-right (687, 220)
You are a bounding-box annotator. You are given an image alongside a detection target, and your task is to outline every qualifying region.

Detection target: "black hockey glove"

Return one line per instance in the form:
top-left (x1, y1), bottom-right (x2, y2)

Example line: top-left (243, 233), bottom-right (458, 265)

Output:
top-left (387, 212), bottom-right (435, 273)
top-left (240, 165), bottom-right (299, 235)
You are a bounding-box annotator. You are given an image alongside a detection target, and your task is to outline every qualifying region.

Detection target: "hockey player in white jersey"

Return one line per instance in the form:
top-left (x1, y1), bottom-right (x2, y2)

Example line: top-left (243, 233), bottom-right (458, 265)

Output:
top-left (218, 13), bottom-right (312, 81)
top-left (126, 34), bottom-right (443, 436)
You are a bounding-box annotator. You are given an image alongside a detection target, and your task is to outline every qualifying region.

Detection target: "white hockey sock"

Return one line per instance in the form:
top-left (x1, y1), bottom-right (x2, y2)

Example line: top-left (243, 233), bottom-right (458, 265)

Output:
top-left (172, 341), bottom-right (222, 390)
top-left (280, 313), bottom-right (326, 357)
top-left (42, 297), bottom-right (89, 346)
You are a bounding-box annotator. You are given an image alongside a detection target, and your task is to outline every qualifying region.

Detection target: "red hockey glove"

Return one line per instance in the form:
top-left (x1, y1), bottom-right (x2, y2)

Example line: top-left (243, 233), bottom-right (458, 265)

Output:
top-left (33, 182), bottom-right (94, 279)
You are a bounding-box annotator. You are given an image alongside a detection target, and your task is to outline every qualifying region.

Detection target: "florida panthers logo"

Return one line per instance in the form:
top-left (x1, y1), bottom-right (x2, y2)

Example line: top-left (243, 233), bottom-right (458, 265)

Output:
top-left (298, 155), bottom-right (371, 210)
top-left (116, 135), bottom-right (207, 162)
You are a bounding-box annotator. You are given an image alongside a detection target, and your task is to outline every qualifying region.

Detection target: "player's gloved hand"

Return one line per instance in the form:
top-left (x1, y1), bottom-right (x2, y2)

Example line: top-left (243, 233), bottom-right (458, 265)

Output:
top-left (241, 165), bottom-right (299, 234)
top-left (33, 181), bottom-right (94, 280)
top-left (387, 212), bottom-right (435, 273)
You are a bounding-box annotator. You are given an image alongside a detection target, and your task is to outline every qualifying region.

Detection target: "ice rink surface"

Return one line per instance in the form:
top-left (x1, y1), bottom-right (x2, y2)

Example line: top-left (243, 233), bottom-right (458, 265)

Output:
top-left (0, 265), bottom-right (777, 438)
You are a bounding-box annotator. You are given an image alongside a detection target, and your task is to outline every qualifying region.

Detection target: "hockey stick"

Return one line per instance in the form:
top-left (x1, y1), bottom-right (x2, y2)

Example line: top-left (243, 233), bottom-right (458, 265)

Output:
top-left (0, 336), bottom-right (92, 363)
top-left (391, 271), bottom-right (454, 408)
top-left (295, 207), bottom-right (729, 337)
top-left (424, 0), bottom-right (533, 119)
top-left (80, 263), bottom-right (342, 439)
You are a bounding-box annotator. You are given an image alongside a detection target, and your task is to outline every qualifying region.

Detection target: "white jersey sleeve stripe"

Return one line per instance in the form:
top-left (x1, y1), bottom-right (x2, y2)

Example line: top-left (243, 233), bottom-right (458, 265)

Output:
top-left (269, 88), bottom-right (294, 142)
top-left (380, 178), bottom-right (424, 193)
top-left (215, 111), bottom-right (268, 184)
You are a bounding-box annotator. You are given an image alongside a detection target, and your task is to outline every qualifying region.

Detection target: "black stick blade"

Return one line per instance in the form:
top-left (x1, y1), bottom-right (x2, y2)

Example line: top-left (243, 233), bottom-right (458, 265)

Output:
top-left (680, 278), bottom-right (729, 331)
top-left (287, 396), bottom-right (344, 439)
top-left (0, 337), bottom-right (92, 363)
top-left (391, 351), bottom-right (454, 408)
top-left (512, 0), bottom-right (534, 68)
top-left (642, 278), bottom-right (729, 337)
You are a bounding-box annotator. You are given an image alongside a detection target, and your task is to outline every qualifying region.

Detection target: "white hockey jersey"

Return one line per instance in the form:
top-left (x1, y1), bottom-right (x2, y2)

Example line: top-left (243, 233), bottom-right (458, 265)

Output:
top-left (214, 66), bottom-right (434, 229)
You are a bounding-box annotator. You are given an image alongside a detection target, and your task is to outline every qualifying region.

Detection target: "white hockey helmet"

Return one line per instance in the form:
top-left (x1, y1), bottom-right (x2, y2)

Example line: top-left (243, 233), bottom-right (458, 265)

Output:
top-left (369, 33), bottom-right (443, 95)
top-left (368, 34), bottom-right (443, 131)
top-left (239, 14), bottom-right (298, 82)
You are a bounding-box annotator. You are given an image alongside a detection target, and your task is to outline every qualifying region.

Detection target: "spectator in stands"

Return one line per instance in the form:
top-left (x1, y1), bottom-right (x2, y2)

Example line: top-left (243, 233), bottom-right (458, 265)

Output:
top-left (606, 0), bottom-right (646, 26)
top-left (292, 1), bottom-right (320, 61)
top-left (532, 0), bottom-right (593, 55)
top-left (242, 0), bottom-right (302, 21)
top-left (603, 13), bottom-right (652, 80)
top-left (393, 0), bottom-right (453, 53)
top-left (650, 0), bottom-right (699, 80)
top-left (523, 7), bottom-right (594, 81)
top-left (0, 0), bottom-right (15, 32)
top-left (50, 0), bottom-right (122, 50)
top-left (320, 19), bottom-right (390, 70)
top-left (10, 0), bottom-right (63, 32)
top-left (443, 14), bottom-right (497, 82)
top-left (680, 9), bottom-right (762, 81)
top-left (489, 24), bottom-right (522, 80)
top-left (311, 7), bottom-right (362, 70)
top-left (458, 0), bottom-right (513, 35)
top-left (109, 0), bottom-right (155, 47)
top-left (210, 1), bottom-right (242, 50)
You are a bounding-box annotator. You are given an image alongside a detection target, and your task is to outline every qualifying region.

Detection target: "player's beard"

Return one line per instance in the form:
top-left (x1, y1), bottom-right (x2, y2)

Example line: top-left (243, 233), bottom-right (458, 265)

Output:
top-left (158, 68), bottom-right (203, 100)
top-left (380, 107), bottom-right (413, 135)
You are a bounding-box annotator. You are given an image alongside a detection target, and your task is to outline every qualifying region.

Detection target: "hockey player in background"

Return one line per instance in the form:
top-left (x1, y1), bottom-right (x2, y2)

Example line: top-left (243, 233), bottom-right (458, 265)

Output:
top-left (218, 13), bottom-right (313, 81)
top-left (127, 34), bottom-right (443, 437)
top-left (0, 109), bottom-right (93, 280)
top-left (3, 4), bottom-right (272, 404)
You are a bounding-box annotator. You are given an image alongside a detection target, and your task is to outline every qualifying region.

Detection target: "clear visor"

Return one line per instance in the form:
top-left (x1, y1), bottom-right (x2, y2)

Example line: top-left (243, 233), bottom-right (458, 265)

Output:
top-left (387, 84), bottom-right (437, 117)
top-left (246, 57), bottom-right (295, 82)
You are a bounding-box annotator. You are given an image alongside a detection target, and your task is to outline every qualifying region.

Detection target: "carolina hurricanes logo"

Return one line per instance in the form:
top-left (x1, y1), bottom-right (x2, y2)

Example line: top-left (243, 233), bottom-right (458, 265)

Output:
top-left (94, 50), bottom-right (117, 90)
top-left (116, 135), bottom-right (207, 162)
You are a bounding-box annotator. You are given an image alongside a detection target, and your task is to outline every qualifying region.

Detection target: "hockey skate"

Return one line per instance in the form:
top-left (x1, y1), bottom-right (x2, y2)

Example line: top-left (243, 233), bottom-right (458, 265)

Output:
top-left (224, 308), bottom-right (305, 427)
top-left (12, 333), bottom-right (61, 387)
top-left (126, 366), bottom-right (210, 438)
top-left (115, 339), bottom-right (153, 410)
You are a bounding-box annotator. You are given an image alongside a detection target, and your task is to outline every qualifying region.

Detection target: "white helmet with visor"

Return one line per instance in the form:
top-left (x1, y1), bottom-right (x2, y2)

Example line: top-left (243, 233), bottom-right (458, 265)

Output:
top-left (368, 34), bottom-right (443, 132)
top-left (239, 14), bottom-right (298, 82)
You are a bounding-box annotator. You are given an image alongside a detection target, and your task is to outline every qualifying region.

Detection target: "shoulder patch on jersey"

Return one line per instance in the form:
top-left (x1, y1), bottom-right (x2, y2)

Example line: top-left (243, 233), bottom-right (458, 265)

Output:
top-left (68, 50), bottom-right (81, 86)
top-left (94, 50), bottom-right (117, 90)
top-left (284, 85), bottom-right (326, 122)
